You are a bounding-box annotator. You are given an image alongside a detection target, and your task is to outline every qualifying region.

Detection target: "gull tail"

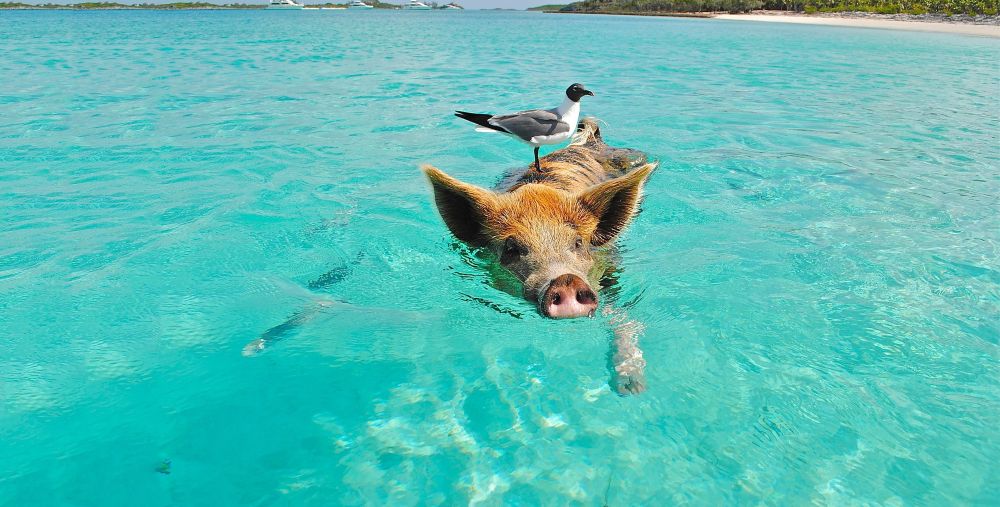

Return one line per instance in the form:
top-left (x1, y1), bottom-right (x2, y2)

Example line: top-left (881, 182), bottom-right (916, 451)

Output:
top-left (455, 111), bottom-right (506, 133)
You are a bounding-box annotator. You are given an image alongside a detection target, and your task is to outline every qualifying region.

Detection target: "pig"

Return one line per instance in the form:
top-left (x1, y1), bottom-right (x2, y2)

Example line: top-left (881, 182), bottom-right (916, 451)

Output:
top-left (423, 118), bottom-right (656, 395)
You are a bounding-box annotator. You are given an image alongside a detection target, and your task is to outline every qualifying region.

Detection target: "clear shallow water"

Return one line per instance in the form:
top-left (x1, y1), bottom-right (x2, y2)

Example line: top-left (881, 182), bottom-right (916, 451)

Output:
top-left (1, 9), bottom-right (998, 505)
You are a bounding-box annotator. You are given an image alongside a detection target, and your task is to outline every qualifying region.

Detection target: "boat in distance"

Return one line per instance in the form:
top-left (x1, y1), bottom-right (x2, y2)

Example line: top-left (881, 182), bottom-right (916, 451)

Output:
top-left (267, 0), bottom-right (304, 8)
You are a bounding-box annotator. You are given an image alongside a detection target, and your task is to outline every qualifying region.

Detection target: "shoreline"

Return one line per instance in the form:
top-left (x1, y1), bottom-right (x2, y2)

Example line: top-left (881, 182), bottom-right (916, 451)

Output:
top-left (550, 9), bottom-right (999, 37)
top-left (549, 10), bottom-right (715, 18)
top-left (715, 12), bottom-right (1000, 37)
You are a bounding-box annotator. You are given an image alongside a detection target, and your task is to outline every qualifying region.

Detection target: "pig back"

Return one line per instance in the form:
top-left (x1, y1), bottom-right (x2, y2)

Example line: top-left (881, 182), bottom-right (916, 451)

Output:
top-left (495, 120), bottom-right (649, 193)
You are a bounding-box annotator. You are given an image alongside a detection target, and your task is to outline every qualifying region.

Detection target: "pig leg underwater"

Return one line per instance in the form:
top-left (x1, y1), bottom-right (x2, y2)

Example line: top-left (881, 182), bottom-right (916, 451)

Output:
top-left (242, 300), bottom-right (339, 357)
top-left (242, 255), bottom-right (362, 356)
top-left (605, 306), bottom-right (647, 395)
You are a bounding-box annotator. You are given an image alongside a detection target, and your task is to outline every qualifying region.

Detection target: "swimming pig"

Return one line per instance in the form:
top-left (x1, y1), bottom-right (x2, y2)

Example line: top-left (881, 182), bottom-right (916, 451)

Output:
top-left (423, 118), bottom-right (656, 394)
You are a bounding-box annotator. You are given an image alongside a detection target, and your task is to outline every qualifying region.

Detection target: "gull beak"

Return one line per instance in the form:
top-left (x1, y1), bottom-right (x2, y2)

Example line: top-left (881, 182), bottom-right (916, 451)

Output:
top-left (584, 89), bottom-right (595, 97)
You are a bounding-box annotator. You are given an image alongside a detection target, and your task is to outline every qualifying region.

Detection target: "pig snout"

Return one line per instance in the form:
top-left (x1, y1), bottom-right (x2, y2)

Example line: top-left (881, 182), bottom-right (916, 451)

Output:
top-left (540, 274), bottom-right (598, 319)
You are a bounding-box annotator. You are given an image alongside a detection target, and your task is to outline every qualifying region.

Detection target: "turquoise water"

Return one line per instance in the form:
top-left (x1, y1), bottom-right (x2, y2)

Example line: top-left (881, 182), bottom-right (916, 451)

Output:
top-left (1, 9), bottom-right (998, 505)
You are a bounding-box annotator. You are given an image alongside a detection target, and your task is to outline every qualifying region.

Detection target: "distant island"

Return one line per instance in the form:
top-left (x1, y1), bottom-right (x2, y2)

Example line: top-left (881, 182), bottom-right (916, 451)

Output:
top-left (526, 3), bottom-right (566, 11)
top-left (535, 0), bottom-right (997, 16)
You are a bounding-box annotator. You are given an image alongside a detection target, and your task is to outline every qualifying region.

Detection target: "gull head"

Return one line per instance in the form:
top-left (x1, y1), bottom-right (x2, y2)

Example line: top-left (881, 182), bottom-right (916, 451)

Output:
top-left (566, 83), bottom-right (595, 102)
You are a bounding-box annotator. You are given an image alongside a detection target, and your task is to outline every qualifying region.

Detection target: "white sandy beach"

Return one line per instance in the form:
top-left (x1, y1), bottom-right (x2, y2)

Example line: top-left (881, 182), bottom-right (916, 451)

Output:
top-left (716, 13), bottom-right (1000, 37)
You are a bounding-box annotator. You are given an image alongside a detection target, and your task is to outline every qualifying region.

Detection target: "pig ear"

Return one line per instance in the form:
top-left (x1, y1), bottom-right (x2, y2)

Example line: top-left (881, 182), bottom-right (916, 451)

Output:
top-left (422, 165), bottom-right (497, 244)
top-left (578, 162), bottom-right (657, 246)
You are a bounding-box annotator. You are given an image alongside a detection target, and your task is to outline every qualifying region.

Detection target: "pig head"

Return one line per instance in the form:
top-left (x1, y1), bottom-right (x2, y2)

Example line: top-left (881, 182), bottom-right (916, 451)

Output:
top-left (423, 121), bottom-right (656, 318)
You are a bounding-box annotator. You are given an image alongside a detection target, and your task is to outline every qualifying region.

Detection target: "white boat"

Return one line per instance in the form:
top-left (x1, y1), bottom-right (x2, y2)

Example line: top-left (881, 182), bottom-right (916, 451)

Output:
top-left (348, 0), bottom-right (374, 7)
top-left (441, 3), bottom-right (462, 8)
top-left (267, 0), bottom-right (304, 9)
top-left (402, 0), bottom-right (432, 9)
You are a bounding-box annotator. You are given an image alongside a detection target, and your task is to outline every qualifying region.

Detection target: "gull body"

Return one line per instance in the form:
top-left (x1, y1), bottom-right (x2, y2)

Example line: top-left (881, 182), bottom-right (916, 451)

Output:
top-left (455, 83), bottom-right (595, 170)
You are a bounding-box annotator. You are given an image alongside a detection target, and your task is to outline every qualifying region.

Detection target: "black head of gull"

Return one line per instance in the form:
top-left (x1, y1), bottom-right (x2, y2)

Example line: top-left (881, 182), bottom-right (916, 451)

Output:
top-left (566, 83), bottom-right (595, 102)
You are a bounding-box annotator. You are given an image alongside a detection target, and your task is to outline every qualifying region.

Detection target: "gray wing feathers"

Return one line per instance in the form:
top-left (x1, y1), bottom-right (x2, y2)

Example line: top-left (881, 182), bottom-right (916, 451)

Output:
top-left (489, 109), bottom-right (571, 142)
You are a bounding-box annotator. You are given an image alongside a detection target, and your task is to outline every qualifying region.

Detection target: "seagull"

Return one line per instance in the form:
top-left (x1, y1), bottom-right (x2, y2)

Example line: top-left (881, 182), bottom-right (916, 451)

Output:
top-left (455, 83), bottom-right (595, 171)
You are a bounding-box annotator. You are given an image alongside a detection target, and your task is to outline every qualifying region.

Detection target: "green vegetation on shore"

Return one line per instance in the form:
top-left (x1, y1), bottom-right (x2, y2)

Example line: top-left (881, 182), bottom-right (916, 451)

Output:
top-left (557, 0), bottom-right (997, 15)
top-left (794, 1), bottom-right (995, 14)
top-left (527, 3), bottom-right (567, 10)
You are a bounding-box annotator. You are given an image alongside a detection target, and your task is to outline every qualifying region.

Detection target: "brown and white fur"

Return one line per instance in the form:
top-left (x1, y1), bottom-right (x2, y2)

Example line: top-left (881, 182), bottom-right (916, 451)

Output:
top-left (424, 118), bottom-right (656, 394)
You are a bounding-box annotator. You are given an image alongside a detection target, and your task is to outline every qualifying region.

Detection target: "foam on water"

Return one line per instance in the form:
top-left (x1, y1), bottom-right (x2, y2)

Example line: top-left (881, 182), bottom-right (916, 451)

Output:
top-left (1, 9), bottom-right (998, 505)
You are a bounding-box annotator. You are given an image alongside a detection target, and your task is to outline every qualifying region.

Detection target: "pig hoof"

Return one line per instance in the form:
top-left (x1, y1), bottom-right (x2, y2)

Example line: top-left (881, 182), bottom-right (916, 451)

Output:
top-left (614, 371), bottom-right (646, 396)
top-left (242, 338), bottom-right (265, 357)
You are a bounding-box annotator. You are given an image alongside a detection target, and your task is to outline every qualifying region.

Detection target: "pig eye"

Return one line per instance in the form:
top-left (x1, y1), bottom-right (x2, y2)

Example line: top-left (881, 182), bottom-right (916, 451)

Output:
top-left (574, 237), bottom-right (585, 251)
top-left (501, 237), bottom-right (525, 263)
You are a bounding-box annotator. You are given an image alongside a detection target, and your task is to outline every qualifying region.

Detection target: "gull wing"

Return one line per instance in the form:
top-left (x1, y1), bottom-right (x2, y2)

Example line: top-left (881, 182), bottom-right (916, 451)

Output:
top-left (488, 108), bottom-right (571, 142)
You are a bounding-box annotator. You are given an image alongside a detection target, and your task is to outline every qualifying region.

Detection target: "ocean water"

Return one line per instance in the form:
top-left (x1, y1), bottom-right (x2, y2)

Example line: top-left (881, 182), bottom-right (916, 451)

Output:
top-left (1, 9), bottom-right (998, 505)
